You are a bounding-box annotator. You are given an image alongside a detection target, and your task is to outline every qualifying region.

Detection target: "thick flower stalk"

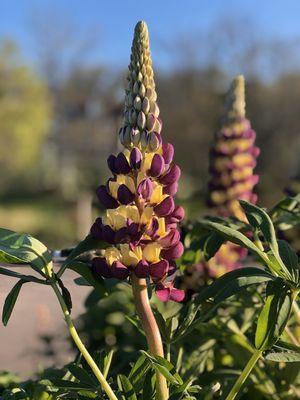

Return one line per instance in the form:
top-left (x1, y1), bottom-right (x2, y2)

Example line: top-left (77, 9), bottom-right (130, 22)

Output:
top-left (90, 21), bottom-right (184, 303)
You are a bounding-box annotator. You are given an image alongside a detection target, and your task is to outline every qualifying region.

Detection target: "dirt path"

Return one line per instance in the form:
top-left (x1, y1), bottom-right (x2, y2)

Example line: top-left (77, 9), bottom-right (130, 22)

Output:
top-left (0, 265), bottom-right (90, 378)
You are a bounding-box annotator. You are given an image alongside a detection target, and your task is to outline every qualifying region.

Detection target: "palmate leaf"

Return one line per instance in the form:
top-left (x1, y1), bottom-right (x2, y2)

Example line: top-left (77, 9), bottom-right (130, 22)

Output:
top-left (141, 351), bottom-right (183, 386)
top-left (117, 375), bottom-right (137, 400)
top-left (0, 228), bottom-right (51, 275)
top-left (255, 280), bottom-right (292, 350)
top-left (68, 261), bottom-right (107, 296)
top-left (265, 340), bottom-right (300, 362)
top-left (239, 200), bottom-right (293, 280)
top-left (2, 279), bottom-right (26, 326)
top-left (197, 219), bottom-right (268, 265)
top-left (270, 194), bottom-right (300, 231)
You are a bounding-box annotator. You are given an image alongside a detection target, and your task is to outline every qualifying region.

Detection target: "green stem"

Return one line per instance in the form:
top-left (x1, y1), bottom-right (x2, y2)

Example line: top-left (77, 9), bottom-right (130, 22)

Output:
top-left (51, 283), bottom-right (118, 400)
top-left (225, 349), bottom-right (262, 400)
top-left (131, 275), bottom-right (169, 400)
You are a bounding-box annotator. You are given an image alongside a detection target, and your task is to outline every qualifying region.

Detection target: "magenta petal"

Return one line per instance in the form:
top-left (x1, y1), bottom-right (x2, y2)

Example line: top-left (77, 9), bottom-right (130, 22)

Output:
top-left (130, 147), bottom-right (142, 169)
top-left (155, 285), bottom-right (170, 302)
top-left (161, 241), bottom-right (184, 260)
top-left (149, 260), bottom-right (169, 279)
top-left (137, 178), bottom-right (153, 200)
top-left (92, 257), bottom-right (112, 279)
top-left (134, 260), bottom-right (150, 278)
top-left (159, 165), bottom-right (181, 185)
top-left (169, 288), bottom-right (185, 302)
top-left (171, 206), bottom-right (185, 222)
top-left (112, 261), bottom-right (129, 280)
top-left (115, 152), bottom-right (131, 174)
top-left (159, 229), bottom-right (180, 247)
top-left (163, 182), bottom-right (178, 196)
top-left (154, 196), bottom-right (175, 217)
top-left (96, 185), bottom-right (119, 209)
top-left (149, 154), bottom-right (165, 177)
top-left (118, 184), bottom-right (135, 205)
top-left (162, 143), bottom-right (174, 164)
top-left (168, 261), bottom-right (177, 276)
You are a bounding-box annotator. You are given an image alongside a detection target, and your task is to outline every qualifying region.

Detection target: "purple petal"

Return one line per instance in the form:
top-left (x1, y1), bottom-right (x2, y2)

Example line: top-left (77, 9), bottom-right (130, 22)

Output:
top-left (158, 229), bottom-right (180, 247)
top-left (161, 242), bottom-right (184, 260)
top-left (163, 182), bottom-right (178, 196)
top-left (168, 261), bottom-right (177, 276)
top-left (162, 143), bottom-right (174, 164)
top-left (115, 152), bottom-right (131, 174)
top-left (159, 165), bottom-right (181, 185)
top-left (90, 218), bottom-right (103, 238)
top-left (114, 227), bottom-right (128, 243)
top-left (112, 261), bottom-right (129, 280)
top-left (92, 257), bottom-right (112, 279)
top-left (146, 218), bottom-right (159, 237)
top-left (130, 147), bottom-right (142, 169)
top-left (118, 184), bottom-right (135, 205)
top-left (149, 260), bottom-right (169, 280)
top-left (96, 185), bottom-right (119, 209)
top-left (134, 260), bottom-right (150, 278)
top-left (137, 178), bottom-right (153, 200)
top-left (102, 225), bottom-right (115, 244)
top-left (154, 196), bottom-right (175, 217)
top-left (149, 154), bottom-right (165, 177)
top-left (171, 206), bottom-right (185, 222)
top-left (107, 155), bottom-right (118, 174)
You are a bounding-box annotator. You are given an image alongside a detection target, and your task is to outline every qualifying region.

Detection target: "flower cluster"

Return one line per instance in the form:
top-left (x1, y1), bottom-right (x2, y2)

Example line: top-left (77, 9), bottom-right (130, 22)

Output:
top-left (206, 75), bottom-right (259, 274)
top-left (90, 21), bottom-right (184, 302)
top-left (208, 75), bottom-right (260, 220)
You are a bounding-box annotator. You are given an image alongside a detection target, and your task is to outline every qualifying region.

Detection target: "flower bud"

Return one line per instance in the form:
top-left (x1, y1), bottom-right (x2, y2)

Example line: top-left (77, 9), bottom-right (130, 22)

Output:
top-left (162, 143), bottom-right (174, 164)
top-left (130, 147), bottom-right (142, 169)
top-left (159, 165), bottom-right (181, 185)
top-left (149, 154), bottom-right (165, 177)
top-left (137, 178), bottom-right (153, 200)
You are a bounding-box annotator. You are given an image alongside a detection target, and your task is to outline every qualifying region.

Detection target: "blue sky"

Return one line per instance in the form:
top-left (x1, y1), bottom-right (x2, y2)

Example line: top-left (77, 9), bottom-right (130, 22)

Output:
top-left (1, 0), bottom-right (300, 71)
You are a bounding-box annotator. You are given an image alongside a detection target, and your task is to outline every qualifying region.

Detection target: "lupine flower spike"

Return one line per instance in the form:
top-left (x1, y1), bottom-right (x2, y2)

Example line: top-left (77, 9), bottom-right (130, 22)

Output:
top-left (206, 75), bottom-right (260, 276)
top-left (90, 21), bottom-right (185, 302)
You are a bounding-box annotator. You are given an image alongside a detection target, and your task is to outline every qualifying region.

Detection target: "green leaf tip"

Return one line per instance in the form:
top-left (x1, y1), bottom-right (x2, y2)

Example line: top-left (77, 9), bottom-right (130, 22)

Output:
top-left (224, 74), bottom-right (246, 122)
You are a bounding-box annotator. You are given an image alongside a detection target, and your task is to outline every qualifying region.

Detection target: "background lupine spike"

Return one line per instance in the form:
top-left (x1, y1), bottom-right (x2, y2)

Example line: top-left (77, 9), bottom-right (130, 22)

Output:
top-left (120, 21), bottom-right (161, 150)
top-left (181, 76), bottom-right (260, 294)
top-left (91, 21), bottom-right (184, 302)
top-left (223, 74), bottom-right (246, 123)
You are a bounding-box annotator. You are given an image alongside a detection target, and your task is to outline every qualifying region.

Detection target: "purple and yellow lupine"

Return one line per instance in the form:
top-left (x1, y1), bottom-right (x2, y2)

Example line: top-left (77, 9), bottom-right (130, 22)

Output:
top-left (208, 75), bottom-right (260, 221)
top-left (206, 75), bottom-right (259, 277)
top-left (90, 21), bottom-right (184, 303)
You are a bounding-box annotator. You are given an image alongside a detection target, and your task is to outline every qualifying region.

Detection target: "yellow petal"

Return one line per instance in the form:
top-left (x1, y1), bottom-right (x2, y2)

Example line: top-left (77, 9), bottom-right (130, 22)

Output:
top-left (157, 218), bottom-right (167, 237)
top-left (150, 184), bottom-right (165, 204)
top-left (109, 181), bottom-right (120, 199)
top-left (143, 243), bottom-right (161, 263)
top-left (140, 206), bottom-right (153, 225)
top-left (105, 247), bottom-right (122, 265)
top-left (120, 244), bottom-right (142, 266)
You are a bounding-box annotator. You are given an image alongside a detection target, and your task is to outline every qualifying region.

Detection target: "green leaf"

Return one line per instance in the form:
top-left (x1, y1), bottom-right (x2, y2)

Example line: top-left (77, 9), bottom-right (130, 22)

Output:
top-left (278, 240), bottom-right (298, 270)
top-left (128, 355), bottom-right (150, 391)
top-left (265, 341), bottom-right (300, 362)
top-left (142, 370), bottom-right (155, 400)
top-left (197, 219), bottom-right (267, 265)
top-left (68, 261), bottom-right (107, 296)
top-left (2, 280), bottom-right (26, 326)
top-left (117, 375), bottom-right (137, 400)
top-left (141, 352), bottom-right (183, 386)
top-left (240, 200), bottom-right (290, 278)
top-left (0, 266), bottom-right (47, 284)
top-left (255, 281), bottom-right (292, 350)
top-left (50, 379), bottom-right (93, 391)
top-left (61, 235), bottom-right (107, 270)
top-left (192, 232), bottom-right (224, 261)
top-left (194, 267), bottom-right (274, 305)
top-left (0, 228), bottom-right (51, 275)
top-left (68, 363), bottom-right (97, 387)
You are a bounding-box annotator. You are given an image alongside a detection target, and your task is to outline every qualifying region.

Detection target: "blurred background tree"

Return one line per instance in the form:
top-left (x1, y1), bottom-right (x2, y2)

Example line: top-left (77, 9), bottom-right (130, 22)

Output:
top-left (0, 40), bottom-right (51, 193)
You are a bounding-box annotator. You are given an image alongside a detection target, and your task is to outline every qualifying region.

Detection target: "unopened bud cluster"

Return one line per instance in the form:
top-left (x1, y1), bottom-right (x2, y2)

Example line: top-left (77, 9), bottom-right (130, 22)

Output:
top-left (90, 22), bottom-right (184, 302)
